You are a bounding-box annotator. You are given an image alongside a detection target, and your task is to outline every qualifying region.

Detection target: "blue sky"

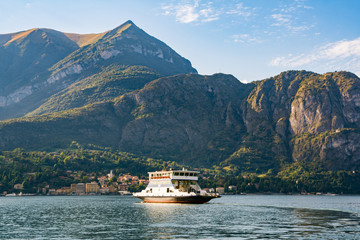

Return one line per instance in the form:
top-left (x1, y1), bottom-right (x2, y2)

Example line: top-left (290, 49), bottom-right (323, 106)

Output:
top-left (1, 0), bottom-right (360, 82)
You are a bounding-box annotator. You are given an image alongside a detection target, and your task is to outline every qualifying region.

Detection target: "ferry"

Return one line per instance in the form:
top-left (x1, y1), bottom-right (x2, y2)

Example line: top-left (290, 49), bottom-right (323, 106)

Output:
top-left (5, 193), bottom-right (17, 197)
top-left (133, 168), bottom-right (220, 203)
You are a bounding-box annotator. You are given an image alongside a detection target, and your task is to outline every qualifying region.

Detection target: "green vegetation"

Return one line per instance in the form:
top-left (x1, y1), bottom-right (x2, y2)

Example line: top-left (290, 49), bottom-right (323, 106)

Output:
top-left (0, 143), bottom-right (179, 194)
top-left (1, 144), bottom-right (359, 194)
top-left (28, 65), bottom-right (161, 115)
top-left (200, 162), bottom-right (360, 194)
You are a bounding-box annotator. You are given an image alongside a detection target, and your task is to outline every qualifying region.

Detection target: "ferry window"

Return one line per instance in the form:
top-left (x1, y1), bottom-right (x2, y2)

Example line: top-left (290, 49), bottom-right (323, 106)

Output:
top-left (189, 173), bottom-right (193, 176)
top-left (167, 188), bottom-right (169, 193)
top-left (150, 188), bottom-right (152, 193)
top-left (180, 173), bottom-right (184, 176)
top-left (174, 172), bottom-right (179, 176)
top-left (185, 173), bottom-right (189, 176)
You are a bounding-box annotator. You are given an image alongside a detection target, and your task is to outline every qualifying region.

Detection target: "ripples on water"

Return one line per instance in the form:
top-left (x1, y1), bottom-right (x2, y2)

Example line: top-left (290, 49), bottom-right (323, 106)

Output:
top-left (0, 195), bottom-right (359, 239)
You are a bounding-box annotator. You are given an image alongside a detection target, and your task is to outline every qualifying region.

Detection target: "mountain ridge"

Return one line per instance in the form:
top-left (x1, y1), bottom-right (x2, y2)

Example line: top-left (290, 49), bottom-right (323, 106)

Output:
top-left (0, 20), bottom-right (197, 120)
top-left (0, 70), bottom-right (359, 172)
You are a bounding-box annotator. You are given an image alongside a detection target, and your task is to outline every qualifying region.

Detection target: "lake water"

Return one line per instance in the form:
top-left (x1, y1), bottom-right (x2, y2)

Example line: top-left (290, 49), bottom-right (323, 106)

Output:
top-left (0, 195), bottom-right (359, 239)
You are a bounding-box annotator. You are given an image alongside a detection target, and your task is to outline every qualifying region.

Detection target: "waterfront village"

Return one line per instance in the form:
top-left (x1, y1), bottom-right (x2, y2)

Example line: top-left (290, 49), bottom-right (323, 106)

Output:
top-left (4, 170), bottom-right (147, 196)
top-left (2, 170), bottom-right (228, 197)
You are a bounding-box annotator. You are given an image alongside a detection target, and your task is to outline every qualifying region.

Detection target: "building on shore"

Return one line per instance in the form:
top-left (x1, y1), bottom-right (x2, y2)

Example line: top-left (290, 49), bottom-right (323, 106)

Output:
top-left (14, 184), bottom-right (23, 190)
top-left (76, 183), bottom-right (85, 195)
top-left (228, 185), bottom-right (237, 192)
top-left (107, 170), bottom-right (114, 179)
top-left (99, 187), bottom-right (110, 194)
top-left (56, 187), bottom-right (71, 195)
top-left (119, 184), bottom-right (129, 191)
top-left (70, 184), bottom-right (77, 194)
top-left (86, 182), bottom-right (99, 193)
top-left (48, 189), bottom-right (56, 195)
top-left (216, 187), bottom-right (225, 194)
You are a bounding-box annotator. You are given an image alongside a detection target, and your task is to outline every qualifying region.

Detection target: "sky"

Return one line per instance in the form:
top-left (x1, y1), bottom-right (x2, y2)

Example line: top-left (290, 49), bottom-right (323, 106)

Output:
top-left (0, 0), bottom-right (360, 83)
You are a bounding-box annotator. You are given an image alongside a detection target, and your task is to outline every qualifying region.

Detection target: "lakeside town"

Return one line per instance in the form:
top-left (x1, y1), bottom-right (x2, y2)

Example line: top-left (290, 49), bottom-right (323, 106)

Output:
top-left (1, 170), bottom-right (146, 196)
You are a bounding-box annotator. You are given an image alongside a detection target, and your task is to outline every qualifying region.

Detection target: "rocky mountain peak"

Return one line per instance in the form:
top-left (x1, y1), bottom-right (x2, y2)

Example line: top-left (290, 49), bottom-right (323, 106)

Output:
top-left (0, 21), bottom-right (197, 120)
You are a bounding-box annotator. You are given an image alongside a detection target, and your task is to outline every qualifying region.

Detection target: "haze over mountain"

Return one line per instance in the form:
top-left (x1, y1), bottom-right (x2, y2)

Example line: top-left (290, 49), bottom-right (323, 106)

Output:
top-left (0, 20), bottom-right (196, 120)
top-left (0, 20), bottom-right (359, 175)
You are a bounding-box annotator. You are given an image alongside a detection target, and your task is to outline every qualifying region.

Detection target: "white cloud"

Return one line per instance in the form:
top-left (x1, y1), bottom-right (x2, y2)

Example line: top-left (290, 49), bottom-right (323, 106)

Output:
top-left (271, 13), bottom-right (292, 26)
top-left (270, 37), bottom-right (360, 76)
top-left (199, 8), bottom-right (219, 22)
top-left (162, 1), bottom-right (199, 23)
top-left (231, 34), bottom-right (261, 44)
top-left (271, 13), bottom-right (312, 33)
top-left (270, 2), bottom-right (314, 33)
top-left (162, 0), bottom-right (219, 24)
top-left (161, 1), bottom-right (257, 24)
top-left (280, 6), bottom-right (296, 13)
top-left (226, 3), bottom-right (255, 18)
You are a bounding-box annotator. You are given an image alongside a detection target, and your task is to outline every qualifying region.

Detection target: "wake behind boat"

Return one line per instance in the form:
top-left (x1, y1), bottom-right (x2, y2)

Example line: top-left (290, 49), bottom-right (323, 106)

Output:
top-left (133, 168), bottom-right (220, 203)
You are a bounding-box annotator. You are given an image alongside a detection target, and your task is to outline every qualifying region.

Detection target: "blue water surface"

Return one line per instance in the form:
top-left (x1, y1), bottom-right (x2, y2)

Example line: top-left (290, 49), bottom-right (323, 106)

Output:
top-left (0, 195), bottom-right (359, 239)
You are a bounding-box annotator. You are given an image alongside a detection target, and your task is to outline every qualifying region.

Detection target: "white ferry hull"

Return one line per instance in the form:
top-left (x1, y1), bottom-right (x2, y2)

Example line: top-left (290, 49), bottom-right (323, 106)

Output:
top-left (136, 195), bottom-right (220, 204)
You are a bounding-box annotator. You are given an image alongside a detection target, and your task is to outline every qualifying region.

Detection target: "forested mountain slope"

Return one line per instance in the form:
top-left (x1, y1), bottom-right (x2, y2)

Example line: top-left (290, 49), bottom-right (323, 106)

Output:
top-left (0, 71), bottom-right (359, 172)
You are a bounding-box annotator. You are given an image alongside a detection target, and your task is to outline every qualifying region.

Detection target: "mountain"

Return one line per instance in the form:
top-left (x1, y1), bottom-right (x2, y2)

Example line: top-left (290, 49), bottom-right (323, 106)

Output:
top-left (0, 20), bottom-right (197, 120)
top-left (241, 70), bottom-right (360, 171)
top-left (0, 74), bottom-right (252, 167)
top-left (0, 21), bottom-right (359, 173)
top-left (0, 71), bottom-right (359, 172)
top-left (26, 65), bottom-right (161, 115)
top-left (0, 28), bottom-right (79, 99)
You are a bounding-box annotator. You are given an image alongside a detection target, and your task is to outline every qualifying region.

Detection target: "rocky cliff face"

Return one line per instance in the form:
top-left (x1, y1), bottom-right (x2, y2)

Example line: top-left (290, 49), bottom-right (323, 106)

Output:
top-left (243, 71), bottom-right (360, 170)
top-left (289, 72), bottom-right (360, 169)
top-left (50, 20), bottom-right (196, 81)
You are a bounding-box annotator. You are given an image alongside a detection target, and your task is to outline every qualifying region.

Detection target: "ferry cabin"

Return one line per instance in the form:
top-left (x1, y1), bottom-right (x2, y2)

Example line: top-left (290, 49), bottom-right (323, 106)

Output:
top-left (145, 169), bottom-right (201, 194)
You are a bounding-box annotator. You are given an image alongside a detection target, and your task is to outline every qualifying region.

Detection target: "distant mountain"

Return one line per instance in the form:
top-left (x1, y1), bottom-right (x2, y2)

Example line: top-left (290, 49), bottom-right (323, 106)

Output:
top-left (0, 71), bottom-right (359, 172)
top-left (0, 28), bottom-right (78, 97)
top-left (0, 20), bottom-right (196, 120)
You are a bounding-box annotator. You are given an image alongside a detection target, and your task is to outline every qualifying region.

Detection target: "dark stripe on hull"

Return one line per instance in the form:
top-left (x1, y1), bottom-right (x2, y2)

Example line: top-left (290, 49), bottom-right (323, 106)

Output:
top-left (136, 195), bottom-right (218, 204)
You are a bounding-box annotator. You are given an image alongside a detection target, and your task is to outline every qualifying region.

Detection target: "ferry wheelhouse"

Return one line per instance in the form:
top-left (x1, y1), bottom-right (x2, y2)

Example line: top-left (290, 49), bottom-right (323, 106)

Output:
top-left (133, 168), bottom-right (220, 203)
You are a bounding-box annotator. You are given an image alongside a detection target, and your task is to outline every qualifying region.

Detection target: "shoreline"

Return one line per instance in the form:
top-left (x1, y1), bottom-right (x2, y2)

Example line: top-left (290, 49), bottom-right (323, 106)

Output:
top-left (2, 192), bottom-right (359, 197)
